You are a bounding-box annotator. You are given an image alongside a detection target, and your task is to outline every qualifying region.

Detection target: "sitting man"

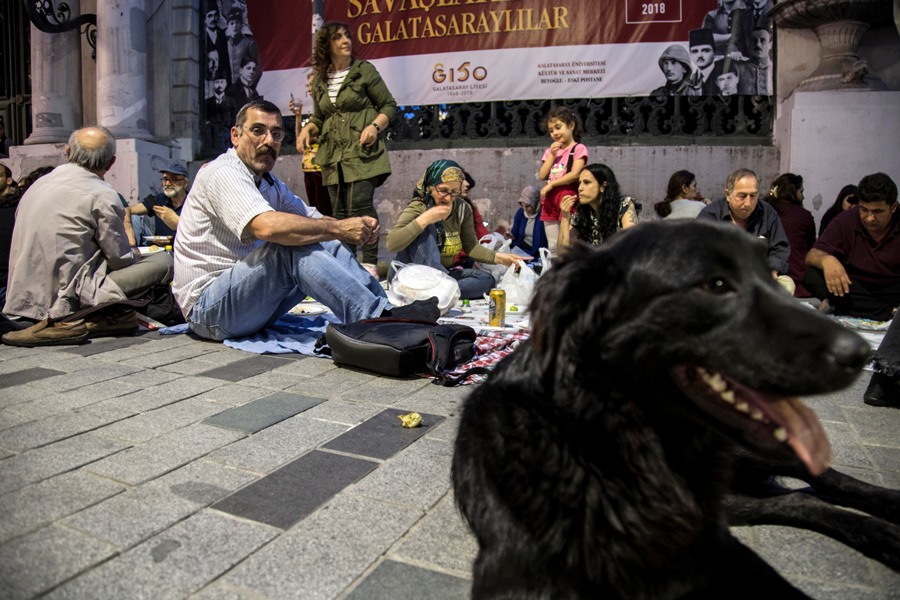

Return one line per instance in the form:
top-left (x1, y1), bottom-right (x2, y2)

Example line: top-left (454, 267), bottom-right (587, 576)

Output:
top-left (698, 167), bottom-right (793, 294)
top-left (3, 126), bottom-right (174, 346)
top-left (805, 172), bottom-right (899, 321)
top-left (173, 99), bottom-right (436, 342)
top-left (125, 160), bottom-right (190, 246)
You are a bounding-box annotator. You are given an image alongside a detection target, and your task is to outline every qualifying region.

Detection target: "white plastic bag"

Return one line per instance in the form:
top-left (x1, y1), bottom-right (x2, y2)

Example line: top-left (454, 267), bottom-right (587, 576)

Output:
top-left (498, 260), bottom-right (539, 306)
top-left (538, 247), bottom-right (552, 272)
top-left (478, 234), bottom-right (511, 281)
top-left (388, 261), bottom-right (460, 315)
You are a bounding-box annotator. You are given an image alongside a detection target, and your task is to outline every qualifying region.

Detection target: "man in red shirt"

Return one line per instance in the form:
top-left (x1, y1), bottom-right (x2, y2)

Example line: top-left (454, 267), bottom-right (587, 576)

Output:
top-left (805, 172), bottom-right (899, 321)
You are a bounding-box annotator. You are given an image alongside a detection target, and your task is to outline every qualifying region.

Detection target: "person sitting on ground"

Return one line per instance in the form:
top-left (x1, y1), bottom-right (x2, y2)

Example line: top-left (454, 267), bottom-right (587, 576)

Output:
top-left (764, 173), bottom-right (815, 297)
top-left (386, 159), bottom-right (525, 299)
top-left (558, 163), bottom-right (638, 249)
top-left (654, 170), bottom-right (707, 220)
top-left (450, 169), bottom-right (491, 270)
top-left (804, 172), bottom-right (900, 321)
top-left (819, 184), bottom-right (858, 236)
top-left (0, 163), bottom-right (20, 309)
top-left (697, 167), bottom-right (794, 294)
top-left (124, 160), bottom-right (190, 246)
top-left (863, 315), bottom-right (900, 407)
top-left (2, 126), bottom-right (174, 346)
top-left (172, 100), bottom-right (437, 342)
top-left (510, 185), bottom-right (547, 259)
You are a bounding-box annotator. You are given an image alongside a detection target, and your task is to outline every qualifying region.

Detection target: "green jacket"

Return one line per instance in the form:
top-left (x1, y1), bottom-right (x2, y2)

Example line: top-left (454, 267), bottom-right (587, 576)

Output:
top-left (309, 59), bottom-right (398, 186)
top-left (386, 198), bottom-right (497, 268)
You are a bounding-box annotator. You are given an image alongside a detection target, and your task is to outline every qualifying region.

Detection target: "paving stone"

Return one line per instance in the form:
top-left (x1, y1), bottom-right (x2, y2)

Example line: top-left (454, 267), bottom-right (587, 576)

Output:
top-left (344, 559), bottom-right (470, 600)
top-left (333, 375), bottom-right (433, 403)
top-left (283, 367), bottom-right (378, 398)
top-left (213, 450), bottom-right (378, 529)
top-left (156, 357), bottom-right (236, 376)
top-left (140, 459), bottom-right (258, 508)
top-left (189, 383), bottom-right (274, 407)
top-left (1, 382), bottom-right (141, 426)
top-left (351, 438), bottom-right (453, 510)
top-left (845, 406), bottom-right (900, 448)
top-left (323, 409), bottom-right (444, 460)
top-left (231, 369), bottom-right (311, 391)
top-left (32, 363), bottom-right (143, 393)
top-left (0, 433), bottom-right (129, 493)
top-left (95, 398), bottom-right (229, 444)
top-left (116, 343), bottom-right (223, 369)
top-left (822, 420), bottom-right (875, 471)
top-left (0, 524), bottom-right (118, 600)
top-left (0, 471), bottom-right (126, 543)
top-left (196, 354), bottom-right (301, 381)
top-left (97, 376), bottom-right (226, 413)
top-left (60, 335), bottom-right (151, 357)
top-left (207, 415), bottom-right (348, 474)
top-left (187, 582), bottom-right (262, 599)
top-left (203, 391), bottom-right (325, 433)
top-left (220, 492), bottom-right (424, 600)
top-left (0, 404), bottom-right (137, 451)
top-left (391, 493), bottom-right (478, 575)
top-left (301, 398), bottom-right (383, 426)
top-left (0, 384), bottom-right (68, 409)
top-left (85, 423), bottom-right (245, 485)
top-left (0, 367), bottom-right (67, 390)
top-left (0, 353), bottom-right (86, 376)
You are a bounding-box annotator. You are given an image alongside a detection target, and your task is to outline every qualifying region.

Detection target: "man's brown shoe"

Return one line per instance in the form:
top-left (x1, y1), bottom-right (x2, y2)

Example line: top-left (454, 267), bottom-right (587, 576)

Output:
top-left (86, 309), bottom-right (139, 338)
top-left (1, 318), bottom-right (89, 347)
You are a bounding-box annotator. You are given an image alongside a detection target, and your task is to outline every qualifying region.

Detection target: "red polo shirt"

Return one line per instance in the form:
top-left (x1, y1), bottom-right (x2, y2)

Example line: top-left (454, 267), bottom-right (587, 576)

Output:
top-left (814, 206), bottom-right (900, 286)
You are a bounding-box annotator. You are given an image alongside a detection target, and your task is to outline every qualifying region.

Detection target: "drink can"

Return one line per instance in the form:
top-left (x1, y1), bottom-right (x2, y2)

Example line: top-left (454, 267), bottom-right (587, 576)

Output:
top-left (488, 289), bottom-right (506, 327)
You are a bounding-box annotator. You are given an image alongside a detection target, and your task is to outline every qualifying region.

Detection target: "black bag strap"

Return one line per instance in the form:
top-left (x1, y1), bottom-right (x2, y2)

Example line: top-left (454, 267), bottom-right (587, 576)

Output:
top-left (565, 143), bottom-right (584, 174)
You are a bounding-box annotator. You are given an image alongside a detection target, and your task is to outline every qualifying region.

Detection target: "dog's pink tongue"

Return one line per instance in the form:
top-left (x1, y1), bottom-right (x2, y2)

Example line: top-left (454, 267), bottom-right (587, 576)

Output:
top-left (771, 397), bottom-right (832, 476)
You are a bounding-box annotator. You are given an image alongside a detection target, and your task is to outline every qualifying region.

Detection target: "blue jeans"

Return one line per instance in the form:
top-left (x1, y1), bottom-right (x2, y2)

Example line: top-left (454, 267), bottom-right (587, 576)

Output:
top-left (394, 225), bottom-right (495, 300)
top-left (188, 240), bottom-right (390, 341)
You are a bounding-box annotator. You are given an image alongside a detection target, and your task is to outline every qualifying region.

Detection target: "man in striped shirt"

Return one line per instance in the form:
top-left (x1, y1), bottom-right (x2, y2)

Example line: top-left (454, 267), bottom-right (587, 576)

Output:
top-left (173, 100), bottom-right (436, 341)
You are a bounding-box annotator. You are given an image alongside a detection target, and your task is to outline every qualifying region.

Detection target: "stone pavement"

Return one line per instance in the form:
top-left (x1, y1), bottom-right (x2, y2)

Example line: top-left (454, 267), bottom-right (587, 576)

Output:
top-left (0, 329), bottom-right (898, 600)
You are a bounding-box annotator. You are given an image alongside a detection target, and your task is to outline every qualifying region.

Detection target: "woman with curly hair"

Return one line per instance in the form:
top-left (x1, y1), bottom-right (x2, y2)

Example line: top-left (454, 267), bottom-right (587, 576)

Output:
top-left (558, 163), bottom-right (638, 249)
top-left (764, 172), bottom-right (815, 297)
top-left (297, 22), bottom-right (397, 272)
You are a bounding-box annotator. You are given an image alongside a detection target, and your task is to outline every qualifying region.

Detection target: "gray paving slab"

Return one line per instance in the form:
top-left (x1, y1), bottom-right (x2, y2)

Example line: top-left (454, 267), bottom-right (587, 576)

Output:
top-left (138, 459), bottom-right (259, 508)
top-left (220, 368), bottom-right (310, 391)
top-left (96, 376), bottom-right (226, 413)
top-left (187, 383), bottom-right (273, 407)
top-left (300, 398), bottom-right (384, 426)
top-left (0, 471), bottom-right (126, 544)
top-left (196, 354), bottom-right (302, 381)
top-left (213, 449), bottom-right (378, 529)
top-left (0, 352), bottom-right (88, 376)
top-left (0, 384), bottom-right (68, 409)
top-left (59, 335), bottom-right (151, 357)
top-left (322, 408), bottom-right (445, 460)
top-left (0, 404), bottom-right (138, 451)
top-left (344, 559), bottom-right (470, 600)
top-left (0, 367), bottom-right (66, 390)
top-left (391, 493), bottom-right (479, 575)
top-left (85, 423), bottom-right (246, 485)
top-left (94, 397), bottom-right (230, 444)
top-left (0, 433), bottom-right (129, 494)
top-left (0, 524), bottom-right (118, 600)
top-left (351, 437), bottom-right (453, 510)
top-left (29, 362), bottom-right (143, 392)
top-left (45, 510), bottom-right (276, 600)
top-left (203, 391), bottom-right (325, 433)
top-left (283, 367), bottom-right (379, 398)
top-left (220, 492), bottom-right (425, 600)
top-left (116, 343), bottom-right (223, 369)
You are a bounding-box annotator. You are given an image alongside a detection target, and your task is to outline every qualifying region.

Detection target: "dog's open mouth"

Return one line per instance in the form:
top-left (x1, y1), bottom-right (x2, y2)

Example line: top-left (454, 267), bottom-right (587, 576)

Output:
top-left (672, 366), bottom-right (832, 476)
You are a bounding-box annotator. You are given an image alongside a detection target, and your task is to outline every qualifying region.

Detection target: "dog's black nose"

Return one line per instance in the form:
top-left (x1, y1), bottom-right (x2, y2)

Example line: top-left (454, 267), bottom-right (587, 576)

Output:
top-left (830, 330), bottom-right (872, 371)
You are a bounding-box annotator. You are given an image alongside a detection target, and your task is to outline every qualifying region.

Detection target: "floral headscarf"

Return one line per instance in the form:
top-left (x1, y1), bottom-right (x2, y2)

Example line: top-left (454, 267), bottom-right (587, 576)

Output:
top-left (413, 159), bottom-right (466, 202)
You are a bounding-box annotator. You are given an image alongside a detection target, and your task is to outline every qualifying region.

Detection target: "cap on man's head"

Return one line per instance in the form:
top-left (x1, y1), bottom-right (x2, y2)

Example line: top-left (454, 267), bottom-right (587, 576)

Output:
top-left (658, 44), bottom-right (693, 76)
top-left (689, 28), bottom-right (715, 49)
top-left (159, 160), bottom-right (189, 178)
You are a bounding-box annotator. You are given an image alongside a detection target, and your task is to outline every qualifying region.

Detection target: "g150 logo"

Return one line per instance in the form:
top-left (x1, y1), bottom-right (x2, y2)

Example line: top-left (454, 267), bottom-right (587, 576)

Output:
top-left (433, 62), bottom-right (488, 84)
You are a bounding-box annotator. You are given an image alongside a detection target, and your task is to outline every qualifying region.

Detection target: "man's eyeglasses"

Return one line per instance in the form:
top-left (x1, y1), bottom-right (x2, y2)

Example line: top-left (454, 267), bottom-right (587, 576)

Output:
top-left (162, 175), bottom-right (186, 183)
top-left (434, 186), bottom-right (461, 199)
top-left (240, 124), bottom-right (286, 142)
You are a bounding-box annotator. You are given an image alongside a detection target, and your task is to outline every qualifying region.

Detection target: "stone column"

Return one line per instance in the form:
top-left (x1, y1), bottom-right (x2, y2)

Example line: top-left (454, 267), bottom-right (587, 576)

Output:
top-left (95, 0), bottom-right (153, 140)
top-left (24, 1), bottom-right (83, 145)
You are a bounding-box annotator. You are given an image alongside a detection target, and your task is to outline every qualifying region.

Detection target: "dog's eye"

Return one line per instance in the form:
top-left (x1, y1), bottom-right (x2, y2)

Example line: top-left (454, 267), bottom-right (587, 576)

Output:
top-left (699, 278), bottom-right (733, 295)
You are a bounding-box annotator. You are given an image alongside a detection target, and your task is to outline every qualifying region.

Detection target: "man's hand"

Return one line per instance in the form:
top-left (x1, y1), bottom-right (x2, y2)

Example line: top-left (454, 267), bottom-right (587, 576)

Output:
top-left (495, 253), bottom-right (532, 267)
top-left (821, 255), bottom-right (852, 296)
top-left (336, 216), bottom-right (380, 246)
top-left (153, 205), bottom-right (179, 230)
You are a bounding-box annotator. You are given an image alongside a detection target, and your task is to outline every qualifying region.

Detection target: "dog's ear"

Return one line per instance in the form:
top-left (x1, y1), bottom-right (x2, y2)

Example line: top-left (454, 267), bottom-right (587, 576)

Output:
top-left (530, 243), bottom-right (624, 384)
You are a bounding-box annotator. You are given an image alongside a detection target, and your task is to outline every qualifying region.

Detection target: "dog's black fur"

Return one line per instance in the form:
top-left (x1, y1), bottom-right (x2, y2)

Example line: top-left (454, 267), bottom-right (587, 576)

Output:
top-left (452, 220), bottom-right (895, 599)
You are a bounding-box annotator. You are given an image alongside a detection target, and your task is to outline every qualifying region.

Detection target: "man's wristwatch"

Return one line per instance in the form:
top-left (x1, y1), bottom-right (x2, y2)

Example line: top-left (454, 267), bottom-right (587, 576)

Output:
top-left (370, 122), bottom-right (381, 133)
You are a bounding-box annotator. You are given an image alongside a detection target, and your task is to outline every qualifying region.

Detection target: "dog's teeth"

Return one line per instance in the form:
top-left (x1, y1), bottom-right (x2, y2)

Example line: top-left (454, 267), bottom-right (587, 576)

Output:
top-left (773, 428), bottom-right (788, 442)
top-left (701, 371), bottom-right (728, 393)
top-left (750, 408), bottom-right (764, 421)
top-left (720, 390), bottom-right (735, 404)
top-left (735, 401), bottom-right (750, 413)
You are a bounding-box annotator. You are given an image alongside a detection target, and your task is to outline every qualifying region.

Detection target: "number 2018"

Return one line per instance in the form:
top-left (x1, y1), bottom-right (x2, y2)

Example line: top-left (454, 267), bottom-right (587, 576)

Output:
top-left (642, 3), bottom-right (666, 14)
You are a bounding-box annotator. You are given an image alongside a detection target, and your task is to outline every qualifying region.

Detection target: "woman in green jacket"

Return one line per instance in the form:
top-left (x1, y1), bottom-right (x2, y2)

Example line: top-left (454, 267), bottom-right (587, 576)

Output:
top-left (298, 22), bottom-right (397, 268)
top-left (387, 159), bottom-right (524, 299)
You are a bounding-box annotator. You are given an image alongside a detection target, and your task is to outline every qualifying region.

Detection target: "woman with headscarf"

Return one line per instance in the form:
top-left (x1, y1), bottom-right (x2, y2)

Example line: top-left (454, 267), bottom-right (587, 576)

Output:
top-left (387, 159), bottom-right (524, 299)
top-left (510, 185), bottom-right (547, 259)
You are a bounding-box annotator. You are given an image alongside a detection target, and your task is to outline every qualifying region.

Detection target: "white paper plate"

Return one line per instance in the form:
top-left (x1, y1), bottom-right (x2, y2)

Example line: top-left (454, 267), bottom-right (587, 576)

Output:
top-left (288, 302), bottom-right (328, 316)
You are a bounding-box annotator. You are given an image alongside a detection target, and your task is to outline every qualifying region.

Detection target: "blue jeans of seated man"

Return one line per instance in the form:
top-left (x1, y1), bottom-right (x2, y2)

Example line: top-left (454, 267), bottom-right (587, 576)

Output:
top-left (394, 225), bottom-right (496, 300)
top-left (188, 240), bottom-right (390, 341)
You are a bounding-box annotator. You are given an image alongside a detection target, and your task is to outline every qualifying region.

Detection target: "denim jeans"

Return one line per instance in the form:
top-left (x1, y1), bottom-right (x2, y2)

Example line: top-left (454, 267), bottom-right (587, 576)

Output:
top-left (394, 225), bottom-right (495, 300)
top-left (188, 240), bottom-right (390, 341)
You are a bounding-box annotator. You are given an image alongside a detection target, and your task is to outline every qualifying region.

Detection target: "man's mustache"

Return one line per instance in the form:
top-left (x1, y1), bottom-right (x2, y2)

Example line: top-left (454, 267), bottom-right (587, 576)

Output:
top-left (257, 146), bottom-right (277, 159)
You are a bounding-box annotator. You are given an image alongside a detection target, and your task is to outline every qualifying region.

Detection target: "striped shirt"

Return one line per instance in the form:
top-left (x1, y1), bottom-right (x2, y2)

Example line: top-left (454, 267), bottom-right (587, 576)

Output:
top-left (172, 148), bottom-right (321, 316)
top-left (327, 67), bottom-right (350, 104)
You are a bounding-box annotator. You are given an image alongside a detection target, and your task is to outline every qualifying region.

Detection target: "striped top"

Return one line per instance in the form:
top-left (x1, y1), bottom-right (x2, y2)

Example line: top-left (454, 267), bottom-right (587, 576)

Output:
top-left (326, 67), bottom-right (350, 104)
top-left (172, 148), bottom-right (321, 316)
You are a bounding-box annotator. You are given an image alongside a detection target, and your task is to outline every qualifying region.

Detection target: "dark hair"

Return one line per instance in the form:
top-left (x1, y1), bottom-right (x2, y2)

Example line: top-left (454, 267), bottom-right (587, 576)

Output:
top-left (0, 163), bottom-right (10, 180)
top-left (463, 170), bottom-right (476, 190)
top-left (312, 22), bottom-right (352, 85)
top-left (17, 165), bottom-right (53, 194)
top-left (765, 172), bottom-right (804, 215)
top-left (654, 169), bottom-right (695, 218)
top-left (572, 163), bottom-right (622, 243)
top-left (725, 168), bottom-right (758, 193)
top-left (857, 172), bottom-right (898, 205)
top-left (545, 106), bottom-right (583, 142)
top-left (234, 99), bottom-right (282, 128)
top-left (819, 184), bottom-right (858, 235)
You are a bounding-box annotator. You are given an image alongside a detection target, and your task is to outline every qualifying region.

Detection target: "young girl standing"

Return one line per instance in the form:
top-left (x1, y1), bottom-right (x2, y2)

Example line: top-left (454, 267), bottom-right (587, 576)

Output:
top-left (538, 107), bottom-right (588, 254)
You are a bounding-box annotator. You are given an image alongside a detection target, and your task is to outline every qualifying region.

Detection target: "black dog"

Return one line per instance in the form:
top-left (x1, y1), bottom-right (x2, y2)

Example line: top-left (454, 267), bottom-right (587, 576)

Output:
top-left (452, 220), bottom-right (882, 599)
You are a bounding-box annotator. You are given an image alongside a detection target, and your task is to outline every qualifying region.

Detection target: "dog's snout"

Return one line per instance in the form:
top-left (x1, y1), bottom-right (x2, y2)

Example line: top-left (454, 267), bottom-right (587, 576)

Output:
top-left (829, 331), bottom-right (872, 372)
